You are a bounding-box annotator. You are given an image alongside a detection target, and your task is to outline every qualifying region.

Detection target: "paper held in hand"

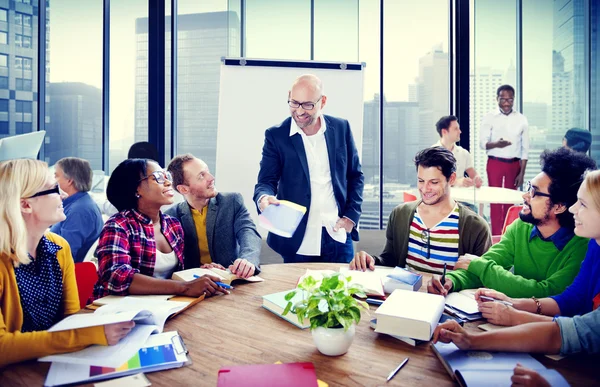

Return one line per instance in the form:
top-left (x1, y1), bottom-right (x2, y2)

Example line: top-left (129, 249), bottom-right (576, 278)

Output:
top-left (258, 200), bottom-right (306, 238)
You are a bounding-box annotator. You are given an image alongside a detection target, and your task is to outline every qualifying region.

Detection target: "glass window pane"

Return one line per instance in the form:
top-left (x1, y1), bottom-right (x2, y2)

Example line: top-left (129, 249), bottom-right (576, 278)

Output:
top-left (0, 3), bottom-right (39, 144)
top-left (523, 0), bottom-right (588, 182)
top-left (112, 1), bottom-right (148, 173)
top-left (358, 0), bottom-right (380, 229)
top-left (471, 0), bottom-right (517, 188)
top-left (175, 0), bottom-right (235, 172)
top-left (45, 1), bottom-right (103, 170)
top-left (383, 0), bottom-right (449, 220)
top-left (245, 0), bottom-right (310, 60)
top-left (314, 0), bottom-right (358, 61)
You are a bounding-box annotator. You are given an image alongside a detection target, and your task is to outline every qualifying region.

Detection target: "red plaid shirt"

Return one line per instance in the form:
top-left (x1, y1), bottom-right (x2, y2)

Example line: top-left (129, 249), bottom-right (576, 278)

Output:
top-left (92, 208), bottom-right (185, 299)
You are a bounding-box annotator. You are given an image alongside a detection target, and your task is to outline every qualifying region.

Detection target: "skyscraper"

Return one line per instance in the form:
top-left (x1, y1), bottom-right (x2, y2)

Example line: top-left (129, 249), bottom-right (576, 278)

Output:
top-left (0, 1), bottom-right (44, 141)
top-left (416, 45), bottom-right (449, 151)
top-left (469, 67), bottom-right (505, 185)
top-left (134, 11), bottom-right (240, 171)
top-left (46, 82), bottom-right (102, 169)
top-left (552, 0), bottom-right (586, 141)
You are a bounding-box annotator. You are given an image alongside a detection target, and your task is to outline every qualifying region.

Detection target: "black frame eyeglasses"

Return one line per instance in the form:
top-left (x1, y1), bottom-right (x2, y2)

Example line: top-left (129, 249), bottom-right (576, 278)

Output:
top-left (421, 229), bottom-right (431, 259)
top-left (138, 170), bottom-right (173, 185)
top-left (26, 184), bottom-right (60, 198)
top-left (288, 96), bottom-right (322, 110)
top-left (525, 181), bottom-right (551, 199)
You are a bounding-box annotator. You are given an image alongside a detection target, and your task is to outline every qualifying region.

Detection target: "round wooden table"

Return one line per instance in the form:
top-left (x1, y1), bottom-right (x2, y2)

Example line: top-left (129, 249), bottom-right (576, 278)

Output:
top-left (1, 263), bottom-right (597, 386)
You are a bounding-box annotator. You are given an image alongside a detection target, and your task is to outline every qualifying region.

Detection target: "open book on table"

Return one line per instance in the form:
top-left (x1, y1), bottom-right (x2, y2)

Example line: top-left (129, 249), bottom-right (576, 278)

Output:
top-left (43, 331), bottom-right (189, 387)
top-left (298, 268), bottom-right (385, 297)
top-left (432, 342), bottom-right (569, 387)
top-left (39, 298), bottom-right (193, 367)
top-left (172, 267), bottom-right (264, 285)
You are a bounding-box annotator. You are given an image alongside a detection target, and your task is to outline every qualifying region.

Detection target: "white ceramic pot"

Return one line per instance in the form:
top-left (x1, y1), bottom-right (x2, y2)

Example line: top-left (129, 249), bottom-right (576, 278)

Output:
top-left (311, 325), bottom-right (356, 356)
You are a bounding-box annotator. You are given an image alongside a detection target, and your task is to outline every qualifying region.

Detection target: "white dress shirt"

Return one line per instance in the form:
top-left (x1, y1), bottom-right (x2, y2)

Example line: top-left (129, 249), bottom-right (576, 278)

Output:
top-left (289, 115), bottom-right (346, 255)
top-left (432, 140), bottom-right (474, 178)
top-left (479, 109), bottom-right (529, 160)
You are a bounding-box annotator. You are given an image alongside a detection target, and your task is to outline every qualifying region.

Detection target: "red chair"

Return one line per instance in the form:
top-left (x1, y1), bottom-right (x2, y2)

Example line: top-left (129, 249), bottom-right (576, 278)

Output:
top-left (403, 191), bottom-right (418, 203)
top-left (74, 262), bottom-right (98, 309)
top-left (491, 205), bottom-right (523, 244)
top-left (502, 205), bottom-right (523, 235)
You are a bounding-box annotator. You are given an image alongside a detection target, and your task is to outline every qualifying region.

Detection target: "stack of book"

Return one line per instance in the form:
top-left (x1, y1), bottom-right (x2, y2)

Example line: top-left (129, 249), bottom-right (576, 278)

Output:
top-left (374, 289), bottom-right (445, 341)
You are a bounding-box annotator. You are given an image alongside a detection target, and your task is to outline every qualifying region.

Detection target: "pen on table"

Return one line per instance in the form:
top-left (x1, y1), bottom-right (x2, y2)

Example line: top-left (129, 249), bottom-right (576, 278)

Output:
top-left (192, 274), bottom-right (234, 289)
top-left (387, 357), bottom-right (409, 382)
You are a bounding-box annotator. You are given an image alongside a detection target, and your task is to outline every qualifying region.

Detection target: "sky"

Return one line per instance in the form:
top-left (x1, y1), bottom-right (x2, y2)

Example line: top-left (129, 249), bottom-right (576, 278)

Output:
top-left (46, 0), bottom-right (556, 143)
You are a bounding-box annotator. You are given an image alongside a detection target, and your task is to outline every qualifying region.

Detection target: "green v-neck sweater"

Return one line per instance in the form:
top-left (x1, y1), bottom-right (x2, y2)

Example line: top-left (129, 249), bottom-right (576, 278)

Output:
top-left (447, 219), bottom-right (588, 298)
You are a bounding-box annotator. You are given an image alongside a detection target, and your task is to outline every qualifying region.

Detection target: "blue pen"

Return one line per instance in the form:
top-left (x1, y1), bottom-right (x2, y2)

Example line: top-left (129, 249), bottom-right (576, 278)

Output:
top-left (193, 274), bottom-right (234, 289)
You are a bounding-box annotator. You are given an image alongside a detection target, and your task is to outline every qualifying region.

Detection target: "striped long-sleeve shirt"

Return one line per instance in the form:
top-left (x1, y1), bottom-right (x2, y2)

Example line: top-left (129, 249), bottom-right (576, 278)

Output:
top-left (406, 204), bottom-right (459, 274)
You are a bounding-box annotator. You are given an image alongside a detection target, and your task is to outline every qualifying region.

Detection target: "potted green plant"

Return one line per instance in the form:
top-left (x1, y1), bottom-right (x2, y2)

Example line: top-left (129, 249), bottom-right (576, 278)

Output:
top-left (283, 272), bottom-right (369, 356)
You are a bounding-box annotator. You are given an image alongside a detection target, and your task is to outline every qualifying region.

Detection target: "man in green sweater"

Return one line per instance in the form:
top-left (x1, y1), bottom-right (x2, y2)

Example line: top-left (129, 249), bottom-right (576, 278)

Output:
top-left (428, 147), bottom-right (596, 298)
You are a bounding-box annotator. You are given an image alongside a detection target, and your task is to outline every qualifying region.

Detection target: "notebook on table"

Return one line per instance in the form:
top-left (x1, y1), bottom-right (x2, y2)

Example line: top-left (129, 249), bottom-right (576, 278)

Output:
top-left (40, 298), bottom-right (194, 367)
top-left (217, 362), bottom-right (319, 387)
top-left (432, 342), bottom-right (569, 387)
top-left (43, 331), bottom-right (189, 387)
top-left (262, 289), bottom-right (310, 329)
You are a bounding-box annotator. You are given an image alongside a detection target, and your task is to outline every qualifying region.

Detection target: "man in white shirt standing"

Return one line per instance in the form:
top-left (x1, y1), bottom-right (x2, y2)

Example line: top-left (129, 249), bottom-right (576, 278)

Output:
top-left (433, 115), bottom-right (483, 188)
top-left (479, 84), bottom-right (529, 235)
top-left (254, 74), bottom-right (364, 263)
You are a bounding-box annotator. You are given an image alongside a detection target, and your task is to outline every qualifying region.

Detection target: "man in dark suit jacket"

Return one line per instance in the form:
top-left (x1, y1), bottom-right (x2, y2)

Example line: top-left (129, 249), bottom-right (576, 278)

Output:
top-left (254, 74), bottom-right (364, 263)
top-left (166, 154), bottom-right (261, 278)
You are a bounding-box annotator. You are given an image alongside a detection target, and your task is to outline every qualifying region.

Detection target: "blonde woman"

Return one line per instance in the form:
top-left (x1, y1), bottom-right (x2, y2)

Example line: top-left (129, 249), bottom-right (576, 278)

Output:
top-left (0, 159), bottom-right (133, 367)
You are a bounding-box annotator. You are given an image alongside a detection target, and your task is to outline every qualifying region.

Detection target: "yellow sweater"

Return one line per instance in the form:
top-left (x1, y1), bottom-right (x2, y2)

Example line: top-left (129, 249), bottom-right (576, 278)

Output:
top-left (0, 232), bottom-right (107, 367)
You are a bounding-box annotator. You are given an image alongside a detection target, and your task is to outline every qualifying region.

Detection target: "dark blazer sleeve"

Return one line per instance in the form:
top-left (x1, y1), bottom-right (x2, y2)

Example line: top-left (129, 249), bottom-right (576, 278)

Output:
top-left (253, 129), bottom-right (281, 212)
top-left (342, 123), bottom-right (364, 225)
top-left (231, 193), bottom-right (262, 272)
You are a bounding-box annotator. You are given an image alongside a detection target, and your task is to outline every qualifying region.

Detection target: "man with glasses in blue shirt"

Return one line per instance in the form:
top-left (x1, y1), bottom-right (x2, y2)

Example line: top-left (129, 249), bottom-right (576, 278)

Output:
top-left (428, 148), bottom-right (595, 299)
top-left (254, 74), bottom-right (364, 263)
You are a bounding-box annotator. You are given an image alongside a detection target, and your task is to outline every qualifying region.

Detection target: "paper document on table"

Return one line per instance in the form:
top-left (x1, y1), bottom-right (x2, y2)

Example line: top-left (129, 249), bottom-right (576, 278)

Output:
top-left (44, 331), bottom-right (189, 387)
top-left (47, 310), bottom-right (142, 332)
top-left (258, 200), bottom-right (306, 238)
top-left (39, 324), bottom-right (158, 367)
top-left (94, 298), bottom-right (188, 333)
top-left (338, 267), bottom-right (385, 296)
top-left (445, 290), bottom-right (479, 315)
